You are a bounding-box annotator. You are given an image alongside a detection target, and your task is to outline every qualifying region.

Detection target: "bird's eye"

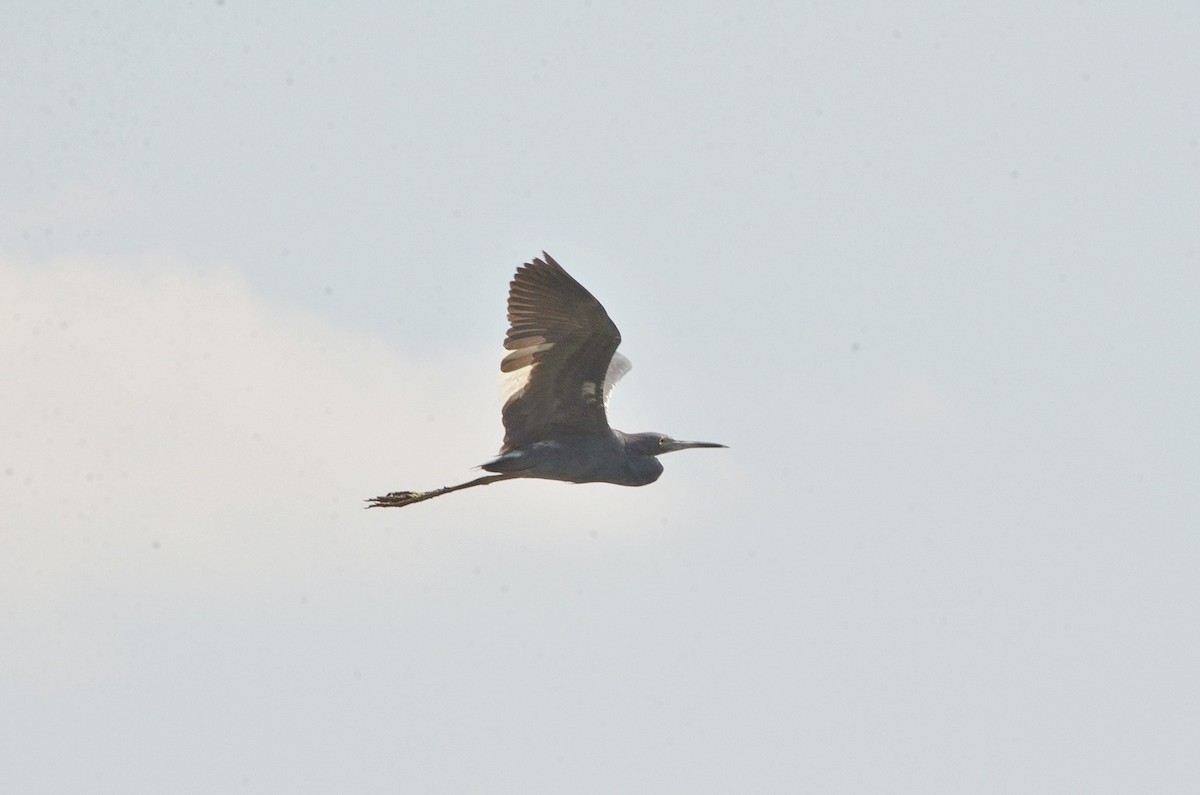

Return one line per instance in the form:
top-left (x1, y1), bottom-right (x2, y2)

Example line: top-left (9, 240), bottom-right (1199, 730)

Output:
top-left (658, 436), bottom-right (668, 447)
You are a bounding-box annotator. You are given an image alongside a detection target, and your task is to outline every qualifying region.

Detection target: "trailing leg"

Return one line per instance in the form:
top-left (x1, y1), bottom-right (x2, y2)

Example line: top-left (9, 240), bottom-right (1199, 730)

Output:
top-left (365, 473), bottom-right (515, 509)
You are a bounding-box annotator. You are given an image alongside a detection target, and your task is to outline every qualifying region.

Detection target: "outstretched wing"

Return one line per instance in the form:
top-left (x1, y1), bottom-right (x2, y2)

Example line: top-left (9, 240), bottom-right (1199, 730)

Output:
top-left (499, 253), bottom-right (623, 452)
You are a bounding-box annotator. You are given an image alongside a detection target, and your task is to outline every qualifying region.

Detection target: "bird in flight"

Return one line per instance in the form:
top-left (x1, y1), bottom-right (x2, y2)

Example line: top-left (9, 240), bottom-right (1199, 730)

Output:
top-left (367, 253), bottom-right (725, 508)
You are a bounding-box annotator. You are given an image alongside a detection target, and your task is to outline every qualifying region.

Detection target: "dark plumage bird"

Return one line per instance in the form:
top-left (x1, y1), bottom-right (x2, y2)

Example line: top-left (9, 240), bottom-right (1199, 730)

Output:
top-left (367, 253), bottom-right (725, 508)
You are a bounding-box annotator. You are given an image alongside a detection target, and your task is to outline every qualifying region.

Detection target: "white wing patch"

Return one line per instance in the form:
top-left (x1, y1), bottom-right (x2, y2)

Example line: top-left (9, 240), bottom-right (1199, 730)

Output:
top-left (603, 352), bottom-right (632, 409)
top-left (500, 361), bottom-right (535, 405)
top-left (497, 347), bottom-right (632, 412)
top-left (498, 341), bottom-right (555, 405)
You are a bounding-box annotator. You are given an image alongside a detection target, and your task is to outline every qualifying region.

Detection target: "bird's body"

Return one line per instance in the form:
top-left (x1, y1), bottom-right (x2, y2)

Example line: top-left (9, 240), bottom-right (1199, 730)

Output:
top-left (482, 431), bottom-right (665, 487)
top-left (367, 253), bottom-right (723, 509)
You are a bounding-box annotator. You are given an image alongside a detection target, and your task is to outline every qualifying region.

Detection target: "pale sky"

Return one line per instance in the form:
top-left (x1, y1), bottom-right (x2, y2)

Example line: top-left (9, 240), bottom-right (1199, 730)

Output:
top-left (3, 3), bottom-right (1199, 793)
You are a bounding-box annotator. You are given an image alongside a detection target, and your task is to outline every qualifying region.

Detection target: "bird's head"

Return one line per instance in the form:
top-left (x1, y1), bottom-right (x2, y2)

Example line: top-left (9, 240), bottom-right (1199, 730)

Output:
top-left (625, 432), bottom-right (727, 458)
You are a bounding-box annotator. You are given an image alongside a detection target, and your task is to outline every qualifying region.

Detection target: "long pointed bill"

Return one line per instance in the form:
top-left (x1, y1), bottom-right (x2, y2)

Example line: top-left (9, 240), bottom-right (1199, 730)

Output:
top-left (660, 439), bottom-right (728, 454)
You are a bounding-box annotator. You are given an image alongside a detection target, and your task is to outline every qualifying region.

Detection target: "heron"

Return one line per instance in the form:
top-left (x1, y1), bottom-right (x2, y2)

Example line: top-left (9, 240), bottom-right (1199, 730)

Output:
top-left (367, 253), bottom-right (725, 508)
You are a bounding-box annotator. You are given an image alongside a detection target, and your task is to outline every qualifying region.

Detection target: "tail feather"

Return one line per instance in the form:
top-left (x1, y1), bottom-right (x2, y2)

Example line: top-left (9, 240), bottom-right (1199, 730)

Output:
top-left (480, 449), bottom-right (535, 474)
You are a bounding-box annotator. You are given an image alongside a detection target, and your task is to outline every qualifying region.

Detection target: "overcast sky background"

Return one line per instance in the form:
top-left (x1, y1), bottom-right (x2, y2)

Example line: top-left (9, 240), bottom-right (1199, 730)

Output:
top-left (3, 3), bottom-right (1199, 792)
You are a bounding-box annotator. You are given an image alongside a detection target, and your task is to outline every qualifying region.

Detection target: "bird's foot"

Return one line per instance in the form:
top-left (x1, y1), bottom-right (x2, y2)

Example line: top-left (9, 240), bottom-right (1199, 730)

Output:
top-left (365, 490), bottom-right (428, 509)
